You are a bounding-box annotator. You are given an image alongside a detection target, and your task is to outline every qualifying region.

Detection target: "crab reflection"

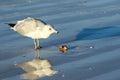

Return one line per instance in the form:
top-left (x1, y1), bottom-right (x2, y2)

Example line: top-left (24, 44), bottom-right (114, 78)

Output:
top-left (16, 50), bottom-right (58, 80)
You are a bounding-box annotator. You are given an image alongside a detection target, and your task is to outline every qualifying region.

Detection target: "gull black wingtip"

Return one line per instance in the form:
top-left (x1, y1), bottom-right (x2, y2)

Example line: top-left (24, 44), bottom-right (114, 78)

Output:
top-left (5, 23), bottom-right (16, 28)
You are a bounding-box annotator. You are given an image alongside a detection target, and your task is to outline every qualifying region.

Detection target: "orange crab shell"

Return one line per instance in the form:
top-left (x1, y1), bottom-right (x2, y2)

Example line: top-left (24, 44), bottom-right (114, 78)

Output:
top-left (59, 45), bottom-right (68, 53)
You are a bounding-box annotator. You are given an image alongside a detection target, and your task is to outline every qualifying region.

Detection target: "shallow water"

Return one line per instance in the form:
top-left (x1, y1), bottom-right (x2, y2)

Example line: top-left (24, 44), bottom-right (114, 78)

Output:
top-left (0, 0), bottom-right (120, 80)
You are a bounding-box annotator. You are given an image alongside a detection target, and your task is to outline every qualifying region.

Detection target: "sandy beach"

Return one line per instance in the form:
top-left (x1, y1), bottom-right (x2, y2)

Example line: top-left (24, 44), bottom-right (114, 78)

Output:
top-left (0, 0), bottom-right (120, 80)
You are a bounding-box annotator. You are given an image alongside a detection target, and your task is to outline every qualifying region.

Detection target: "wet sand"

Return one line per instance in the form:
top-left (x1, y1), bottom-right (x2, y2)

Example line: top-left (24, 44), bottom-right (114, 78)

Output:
top-left (0, 0), bottom-right (120, 80)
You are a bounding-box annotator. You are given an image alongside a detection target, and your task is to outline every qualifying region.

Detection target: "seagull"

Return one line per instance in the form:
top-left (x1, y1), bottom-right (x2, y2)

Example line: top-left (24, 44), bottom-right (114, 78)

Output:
top-left (7, 17), bottom-right (59, 49)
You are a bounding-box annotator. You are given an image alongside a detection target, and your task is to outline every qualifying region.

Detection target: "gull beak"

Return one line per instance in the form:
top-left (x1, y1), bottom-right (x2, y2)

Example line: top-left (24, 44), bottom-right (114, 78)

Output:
top-left (57, 31), bottom-right (59, 34)
top-left (54, 30), bottom-right (59, 34)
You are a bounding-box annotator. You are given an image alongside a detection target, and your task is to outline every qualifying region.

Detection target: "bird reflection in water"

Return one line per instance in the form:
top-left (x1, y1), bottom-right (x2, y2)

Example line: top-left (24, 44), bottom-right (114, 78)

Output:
top-left (16, 50), bottom-right (58, 80)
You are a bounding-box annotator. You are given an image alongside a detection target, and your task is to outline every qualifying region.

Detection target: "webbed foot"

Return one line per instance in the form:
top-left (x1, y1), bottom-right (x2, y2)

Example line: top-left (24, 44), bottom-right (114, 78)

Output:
top-left (34, 46), bottom-right (42, 50)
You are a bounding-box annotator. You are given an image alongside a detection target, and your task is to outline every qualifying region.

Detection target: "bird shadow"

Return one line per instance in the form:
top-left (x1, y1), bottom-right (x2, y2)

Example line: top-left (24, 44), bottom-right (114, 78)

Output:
top-left (44, 26), bottom-right (120, 47)
top-left (76, 26), bottom-right (120, 41)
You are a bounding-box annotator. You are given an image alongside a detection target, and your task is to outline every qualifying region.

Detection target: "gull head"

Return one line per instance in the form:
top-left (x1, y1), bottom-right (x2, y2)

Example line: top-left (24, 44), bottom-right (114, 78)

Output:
top-left (42, 24), bottom-right (59, 38)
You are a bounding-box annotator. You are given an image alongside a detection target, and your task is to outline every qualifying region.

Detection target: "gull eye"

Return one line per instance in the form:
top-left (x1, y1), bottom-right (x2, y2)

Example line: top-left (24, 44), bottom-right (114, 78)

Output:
top-left (49, 28), bottom-right (52, 30)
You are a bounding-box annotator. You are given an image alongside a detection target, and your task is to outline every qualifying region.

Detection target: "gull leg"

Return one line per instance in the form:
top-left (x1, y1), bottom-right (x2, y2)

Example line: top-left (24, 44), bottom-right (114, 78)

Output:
top-left (33, 39), bottom-right (37, 49)
top-left (37, 39), bottom-right (41, 49)
top-left (34, 49), bottom-right (40, 58)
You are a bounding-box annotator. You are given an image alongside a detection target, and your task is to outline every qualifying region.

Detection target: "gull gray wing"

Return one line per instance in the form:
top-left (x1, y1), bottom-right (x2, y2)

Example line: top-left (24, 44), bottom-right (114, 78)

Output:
top-left (14, 17), bottom-right (45, 35)
top-left (16, 62), bottom-right (36, 72)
